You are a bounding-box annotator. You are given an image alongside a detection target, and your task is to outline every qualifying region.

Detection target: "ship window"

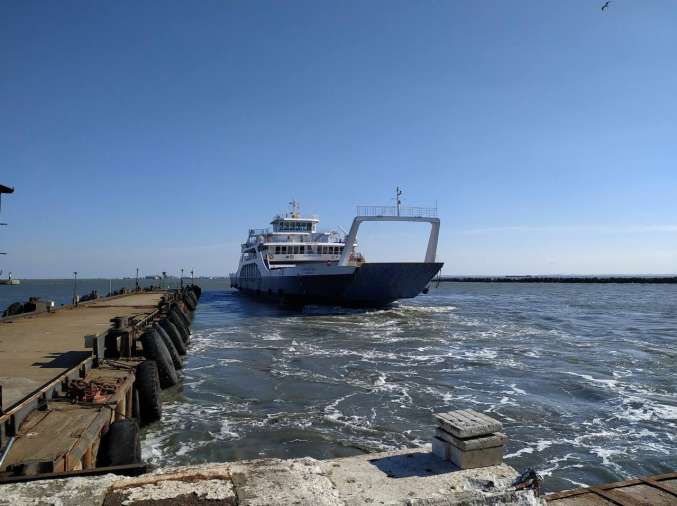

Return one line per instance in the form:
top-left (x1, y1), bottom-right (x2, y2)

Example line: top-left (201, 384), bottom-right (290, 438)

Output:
top-left (299, 245), bottom-right (305, 254)
top-left (275, 246), bottom-right (280, 254)
top-left (293, 246), bottom-right (299, 254)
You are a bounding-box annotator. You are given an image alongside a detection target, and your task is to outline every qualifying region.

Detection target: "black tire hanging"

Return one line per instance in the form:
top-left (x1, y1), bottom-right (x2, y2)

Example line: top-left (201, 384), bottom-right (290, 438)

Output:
top-left (96, 419), bottom-right (141, 466)
top-left (135, 360), bottom-right (162, 425)
top-left (154, 323), bottom-right (182, 370)
top-left (180, 302), bottom-right (194, 323)
top-left (159, 318), bottom-right (187, 355)
top-left (183, 293), bottom-right (197, 311)
top-left (140, 328), bottom-right (177, 388)
top-left (173, 304), bottom-right (192, 328)
top-left (190, 285), bottom-right (202, 299)
top-left (131, 387), bottom-right (141, 423)
top-left (168, 309), bottom-right (190, 343)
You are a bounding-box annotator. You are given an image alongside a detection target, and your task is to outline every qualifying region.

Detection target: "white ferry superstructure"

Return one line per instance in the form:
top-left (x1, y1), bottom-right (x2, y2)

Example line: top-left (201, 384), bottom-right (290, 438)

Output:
top-left (230, 201), bottom-right (442, 307)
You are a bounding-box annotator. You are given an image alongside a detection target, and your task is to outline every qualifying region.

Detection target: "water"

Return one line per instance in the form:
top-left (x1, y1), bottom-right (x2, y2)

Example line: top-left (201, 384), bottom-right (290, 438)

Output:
top-left (0, 278), bottom-right (206, 309)
top-left (3, 281), bottom-right (676, 491)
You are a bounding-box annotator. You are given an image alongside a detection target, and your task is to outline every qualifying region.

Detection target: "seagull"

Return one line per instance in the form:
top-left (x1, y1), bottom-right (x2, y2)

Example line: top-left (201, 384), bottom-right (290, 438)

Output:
top-left (601, 1), bottom-right (610, 11)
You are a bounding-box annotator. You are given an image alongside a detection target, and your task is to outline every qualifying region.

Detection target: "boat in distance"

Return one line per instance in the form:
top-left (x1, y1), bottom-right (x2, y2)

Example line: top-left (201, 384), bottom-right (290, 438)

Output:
top-left (229, 201), bottom-right (443, 307)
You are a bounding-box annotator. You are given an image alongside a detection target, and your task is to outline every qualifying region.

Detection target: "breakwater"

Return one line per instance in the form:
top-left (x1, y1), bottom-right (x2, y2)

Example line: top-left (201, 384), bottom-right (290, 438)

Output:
top-left (436, 275), bottom-right (677, 283)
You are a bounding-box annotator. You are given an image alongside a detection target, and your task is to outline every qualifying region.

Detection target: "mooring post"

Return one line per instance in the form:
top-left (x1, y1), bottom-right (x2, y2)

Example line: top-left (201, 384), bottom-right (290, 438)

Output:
top-left (72, 271), bottom-right (78, 306)
top-left (0, 384), bottom-right (3, 415)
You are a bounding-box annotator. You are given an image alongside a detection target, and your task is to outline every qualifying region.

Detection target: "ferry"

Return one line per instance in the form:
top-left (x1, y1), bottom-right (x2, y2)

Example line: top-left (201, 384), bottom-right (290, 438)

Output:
top-left (229, 198), bottom-right (443, 307)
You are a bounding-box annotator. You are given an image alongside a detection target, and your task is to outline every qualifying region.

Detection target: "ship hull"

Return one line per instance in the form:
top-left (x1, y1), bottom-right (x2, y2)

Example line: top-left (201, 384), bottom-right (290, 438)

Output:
top-left (233, 262), bottom-right (443, 307)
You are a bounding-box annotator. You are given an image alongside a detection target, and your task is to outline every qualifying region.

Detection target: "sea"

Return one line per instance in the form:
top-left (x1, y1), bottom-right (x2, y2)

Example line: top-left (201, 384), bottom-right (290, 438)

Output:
top-left (1, 280), bottom-right (675, 492)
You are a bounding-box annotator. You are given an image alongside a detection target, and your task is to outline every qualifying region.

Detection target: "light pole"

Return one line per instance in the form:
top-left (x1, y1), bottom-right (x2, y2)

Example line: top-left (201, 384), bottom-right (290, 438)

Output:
top-left (191, 269), bottom-right (194, 284)
top-left (135, 267), bottom-right (139, 291)
top-left (180, 268), bottom-right (184, 289)
top-left (73, 271), bottom-right (78, 306)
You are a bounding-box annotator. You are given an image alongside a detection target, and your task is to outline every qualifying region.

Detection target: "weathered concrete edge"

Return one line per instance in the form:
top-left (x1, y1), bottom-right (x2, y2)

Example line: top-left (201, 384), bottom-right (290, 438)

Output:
top-left (0, 448), bottom-right (545, 506)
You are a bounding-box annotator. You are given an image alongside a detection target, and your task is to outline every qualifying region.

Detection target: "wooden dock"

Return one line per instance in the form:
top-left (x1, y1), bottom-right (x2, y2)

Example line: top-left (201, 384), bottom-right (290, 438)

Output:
top-left (545, 471), bottom-right (677, 505)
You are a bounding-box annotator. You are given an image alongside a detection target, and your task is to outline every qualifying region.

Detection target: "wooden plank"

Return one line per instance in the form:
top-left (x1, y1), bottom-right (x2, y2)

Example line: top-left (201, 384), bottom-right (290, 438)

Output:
top-left (611, 483), bottom-right (677, 505)
top-left (549, 494), bottom-right (615, 505)
top-left (641, 478), bottom-right (677, 497)
top-left (546, 472), bottom-right (677, 505)
top-left (2, 405), bottom-right (104, 468)
top-left (589, 487), bottom-right (634, 506)
top-left (0, 463), bottom-right (148, 484)
top-left (1, 362), bottom-right (137, 472)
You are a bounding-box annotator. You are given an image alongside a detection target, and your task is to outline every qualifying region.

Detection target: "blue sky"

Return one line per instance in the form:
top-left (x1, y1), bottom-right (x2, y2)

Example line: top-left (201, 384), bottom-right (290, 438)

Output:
top-left (1, 1), bottom-right (675, 277)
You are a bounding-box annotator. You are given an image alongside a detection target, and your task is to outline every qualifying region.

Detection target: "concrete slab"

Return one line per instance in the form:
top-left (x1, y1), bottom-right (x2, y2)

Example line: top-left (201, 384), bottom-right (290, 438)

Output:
top-left (319, 447), bottom-right (536, 505)
top-left (230, 457), bottom-right (343, 506)
top-left (448, 444), bottom-right (504, 470)
top-left (435, 429), bottom-right (507, 451)
top-left (433, 410), bottom-right (503, 439)
top-left (0, 473), bottom-right (120, 506)
top-left (0, 449), bottom-right (544, 506)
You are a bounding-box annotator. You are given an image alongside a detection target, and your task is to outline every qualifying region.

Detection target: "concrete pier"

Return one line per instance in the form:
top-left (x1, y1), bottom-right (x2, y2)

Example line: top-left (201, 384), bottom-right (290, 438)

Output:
top-left (0, 292), bottom-right (165, 409)
top-left (0, 448), bottom-right (543, 505)
top-left (0, 287), bottom-right (200, 479)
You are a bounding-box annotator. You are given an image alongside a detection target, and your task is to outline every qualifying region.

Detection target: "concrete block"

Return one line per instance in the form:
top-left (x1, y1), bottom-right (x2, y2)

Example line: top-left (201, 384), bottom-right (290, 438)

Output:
top-left (433, 409), bottom-right (502, 438)
top-left (319, 447), bottom-right (529, 505)
top-left (436, 428), bottom-right (507, 451)
top-left (449, 443), bottom-right (504, 469)
top-left (432, 436), bottom-right (451, 461)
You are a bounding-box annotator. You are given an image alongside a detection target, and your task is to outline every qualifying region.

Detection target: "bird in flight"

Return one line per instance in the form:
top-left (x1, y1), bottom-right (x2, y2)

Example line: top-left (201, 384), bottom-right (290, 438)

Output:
top-left (601, 1), bottom-right (610, 11)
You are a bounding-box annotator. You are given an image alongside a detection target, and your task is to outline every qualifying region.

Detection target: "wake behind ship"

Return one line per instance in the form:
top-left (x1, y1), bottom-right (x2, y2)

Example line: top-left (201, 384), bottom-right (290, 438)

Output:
top-left (230, 201), bottom-right (443, 307)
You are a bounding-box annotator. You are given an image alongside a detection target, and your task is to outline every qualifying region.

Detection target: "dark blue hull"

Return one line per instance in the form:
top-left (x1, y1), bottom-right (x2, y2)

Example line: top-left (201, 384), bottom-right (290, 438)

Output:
top-left (234, 262), bottom-right (443, 307)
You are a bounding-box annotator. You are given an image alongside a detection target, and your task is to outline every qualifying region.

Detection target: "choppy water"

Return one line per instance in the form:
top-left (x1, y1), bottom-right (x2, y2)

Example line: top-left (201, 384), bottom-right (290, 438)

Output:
top-left (133, 282), bottom-right (676, 492)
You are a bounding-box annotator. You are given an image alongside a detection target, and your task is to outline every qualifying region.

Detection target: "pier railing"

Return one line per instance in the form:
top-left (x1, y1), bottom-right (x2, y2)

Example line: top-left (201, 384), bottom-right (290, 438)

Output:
top-left (356, 205), bottom-right (438, 218)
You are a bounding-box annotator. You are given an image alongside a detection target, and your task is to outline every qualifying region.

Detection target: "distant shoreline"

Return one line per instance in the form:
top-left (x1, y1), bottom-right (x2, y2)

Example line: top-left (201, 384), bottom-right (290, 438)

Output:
top-left (436, 276), bottom-right (677, 284)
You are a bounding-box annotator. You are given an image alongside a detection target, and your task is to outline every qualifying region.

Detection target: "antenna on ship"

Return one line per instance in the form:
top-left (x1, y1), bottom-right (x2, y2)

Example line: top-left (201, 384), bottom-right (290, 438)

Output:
top-left (395, 187), bottom-right (402, 217)
top-left (289, 200), bottom-right (300, 218)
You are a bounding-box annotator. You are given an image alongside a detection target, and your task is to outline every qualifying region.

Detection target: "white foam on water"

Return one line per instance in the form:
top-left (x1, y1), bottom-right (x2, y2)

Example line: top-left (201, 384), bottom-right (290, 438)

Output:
top-left (140, 286), bottom-right (677, 487)
top-left (505, 447), bottom-right (535, 459)
top-left (372, 373), bottom-right (386, 387)
top-left (563, 371), bottom-right (620, 389)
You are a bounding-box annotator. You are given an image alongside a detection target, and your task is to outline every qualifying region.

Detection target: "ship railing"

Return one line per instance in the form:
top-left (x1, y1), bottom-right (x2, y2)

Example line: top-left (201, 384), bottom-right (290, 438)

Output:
top-left (248, 228), bottom-right (270, 236)
top-left (264, 236), bottom-right (344, 244)
top-left (356, 205), bottom-right (438, 218)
